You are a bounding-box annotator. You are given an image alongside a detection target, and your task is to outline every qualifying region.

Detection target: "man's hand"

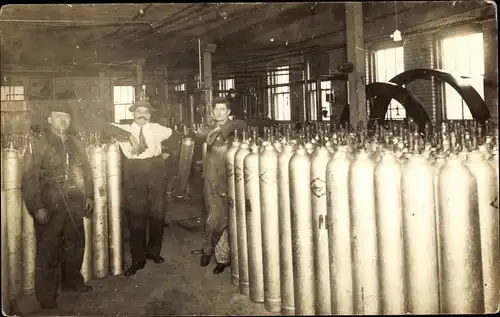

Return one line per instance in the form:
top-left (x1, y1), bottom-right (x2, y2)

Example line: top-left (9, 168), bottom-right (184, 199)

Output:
top-left (34, 208), bottom-right (49, 225)
top-left (84, 198), bottom-right (94, 218)
top-left (206, 127), bottom-right (221, 146)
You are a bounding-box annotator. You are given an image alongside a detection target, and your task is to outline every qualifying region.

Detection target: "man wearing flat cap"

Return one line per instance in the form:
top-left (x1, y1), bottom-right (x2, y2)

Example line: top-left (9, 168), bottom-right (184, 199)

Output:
top-left (21, 102), bottom-right (95, 310)
top-left (112, 98), bottom-right (173, 277)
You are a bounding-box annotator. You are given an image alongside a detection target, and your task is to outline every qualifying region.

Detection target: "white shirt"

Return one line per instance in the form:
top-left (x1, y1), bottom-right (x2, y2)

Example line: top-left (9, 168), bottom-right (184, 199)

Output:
top-left (112, 122), bottom-right (172, 159)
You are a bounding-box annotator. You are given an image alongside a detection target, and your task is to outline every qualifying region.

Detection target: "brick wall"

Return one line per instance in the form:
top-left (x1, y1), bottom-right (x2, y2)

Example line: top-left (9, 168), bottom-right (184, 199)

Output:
top-left (401, 33), bottom-right (437, 122)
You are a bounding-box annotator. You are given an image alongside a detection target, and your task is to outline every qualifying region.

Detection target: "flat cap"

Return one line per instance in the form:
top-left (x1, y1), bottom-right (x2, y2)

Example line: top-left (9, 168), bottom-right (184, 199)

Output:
top-left (129, 99), bottom-right (156, 112)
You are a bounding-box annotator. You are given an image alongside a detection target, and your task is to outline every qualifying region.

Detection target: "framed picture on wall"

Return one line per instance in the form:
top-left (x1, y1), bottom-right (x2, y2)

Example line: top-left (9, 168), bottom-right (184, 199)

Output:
top-left (29, 77), bottom-right (53, 100)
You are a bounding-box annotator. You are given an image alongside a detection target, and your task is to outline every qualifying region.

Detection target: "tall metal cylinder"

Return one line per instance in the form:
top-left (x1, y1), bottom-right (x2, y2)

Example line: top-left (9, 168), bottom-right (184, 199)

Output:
top-left (90, 145), bottom-right (109, 279)
top-left (374, 151), bottom-right (406, 314)
top-left (226, 138), bottom-right (241, 286)
top-left (289, 146), bottom-right (315, 315)
top-left (326, 145), bottom-right (353, 315)
top-left (349, 149), bottom-right (380, 315)
top-left (466, 150), bottom-right (499, 313)
top-left (81, 216), bottom-right (93, 282)
top-left (402, 153), bottom-right (440, 313)
top-left (21, 201), bottom-right (36, 295)
top-left (201, 141), bottom-right (207, 179)
top-left (234, 142), bottom-right (251, 295)
top-left (259, 143), bottom-right (281, 312)
top-left (310, 145), bottom-right (332, 315)
top-left (432, 153), bottom-right (446, 312)
top-left (107, 143), bottom-right (123, 276)
top-left (277, 143), bottom-right (295, 315)
top-left (438, 153), bottom-right (484, 313)
top-left (244, 144), bottom-right (264, 303)
top-left (1, 149), bottom-right (11, 314)
top-left (4, 148), bottom-right (23, 301)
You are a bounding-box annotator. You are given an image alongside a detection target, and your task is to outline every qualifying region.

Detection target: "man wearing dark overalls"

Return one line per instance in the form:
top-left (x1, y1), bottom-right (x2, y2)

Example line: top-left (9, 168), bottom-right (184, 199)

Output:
top-left (21, 103), bottom-right (94, 310)
top-left (113, 99), bottom-right (173, 277)
top-left (200, 97), bottom-right (248, 274)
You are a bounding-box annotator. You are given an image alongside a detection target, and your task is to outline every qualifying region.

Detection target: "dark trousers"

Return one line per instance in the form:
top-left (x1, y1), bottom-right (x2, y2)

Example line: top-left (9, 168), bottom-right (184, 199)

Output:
top-left (202, 179), bottom-right (229, 264)
top-left (123, 156), bottom-right (166, 264)
top-left (34, 199), bottom-right (85, 305)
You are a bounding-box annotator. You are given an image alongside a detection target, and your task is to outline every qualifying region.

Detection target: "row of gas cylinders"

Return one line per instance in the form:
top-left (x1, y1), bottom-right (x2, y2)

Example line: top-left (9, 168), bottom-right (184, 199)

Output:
top-left (1, 138), bottom-right (123, 313)
top-left (217, 124), bottom-right (499, 315)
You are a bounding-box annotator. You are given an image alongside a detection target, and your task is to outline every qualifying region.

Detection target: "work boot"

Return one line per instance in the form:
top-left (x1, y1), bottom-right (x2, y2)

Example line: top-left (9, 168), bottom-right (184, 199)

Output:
top-left (61, 283), bottom-right (93, 293)
top-left (124, 261), bottom-right (146, 277)
top-left (146, 254), bottom-right (165, 264)
top-left (213, 263), bottom-right (230, 275)
top-left (200, 253), bottom-right (212, 267)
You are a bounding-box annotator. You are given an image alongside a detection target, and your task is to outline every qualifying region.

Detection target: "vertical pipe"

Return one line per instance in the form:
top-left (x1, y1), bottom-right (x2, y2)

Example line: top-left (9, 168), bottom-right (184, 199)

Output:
top-left (1, 149), bottom-right (11, 315)
top-left (316, 78), bottom-right (322, 122)
top-left (304, 59), bottom-right (311, 122)
top-left (189, 94), bottom-right (195, 128)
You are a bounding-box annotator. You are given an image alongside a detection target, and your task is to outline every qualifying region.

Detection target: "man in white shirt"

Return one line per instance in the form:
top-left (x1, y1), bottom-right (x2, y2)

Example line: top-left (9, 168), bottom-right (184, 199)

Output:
top-left (112, 99), bottom-right (173, 277)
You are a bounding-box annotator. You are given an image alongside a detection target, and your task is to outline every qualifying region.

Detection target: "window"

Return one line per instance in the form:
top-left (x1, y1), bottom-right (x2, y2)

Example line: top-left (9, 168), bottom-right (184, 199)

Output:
top-left (1, 86), bottom-right (25, 101)
top-left (440, 32), bottom-right (484, 120)
top-left (373, 46), bottom-right (406, 120)
top-left (217, 78), bottom-right (235, 97)
top-left (174, 83), bottom-right (186, 91)
top-left (267, 65), bottom-right (291, 121)
top-left (113, 86), bottom-right (135, 123)
top-left (308, 81), bottom-right (333, 121)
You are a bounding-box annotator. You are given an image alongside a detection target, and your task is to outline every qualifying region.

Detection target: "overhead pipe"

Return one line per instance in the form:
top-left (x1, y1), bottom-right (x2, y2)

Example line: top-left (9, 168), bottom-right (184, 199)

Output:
top-left (0, 19), bottom-right (153, 25)
top-left (217, 45), bottom-right (320, 66)
top-left (134, 4), bottom-right (209, 43)
top-left (215, 62), bottom-right (306, 74)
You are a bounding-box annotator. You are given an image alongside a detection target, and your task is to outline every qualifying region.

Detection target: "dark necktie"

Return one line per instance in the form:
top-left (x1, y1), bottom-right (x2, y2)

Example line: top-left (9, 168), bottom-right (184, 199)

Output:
top-left (138, 127), bottom-right (148, 154)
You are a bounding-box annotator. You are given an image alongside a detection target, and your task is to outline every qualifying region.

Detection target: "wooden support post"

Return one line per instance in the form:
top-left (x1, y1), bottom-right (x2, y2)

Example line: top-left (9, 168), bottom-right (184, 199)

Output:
top-left (135, 58), bottom-right (146, 100)
top-left (345, 2), bottom-right (367, 127)
top-left (203, 43), bottom-right (216, 124)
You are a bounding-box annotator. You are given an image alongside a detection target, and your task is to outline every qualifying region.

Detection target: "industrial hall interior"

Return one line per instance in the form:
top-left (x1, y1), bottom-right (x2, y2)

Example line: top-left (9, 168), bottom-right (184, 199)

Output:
top-left (0, 1), bottom-right (498, 316)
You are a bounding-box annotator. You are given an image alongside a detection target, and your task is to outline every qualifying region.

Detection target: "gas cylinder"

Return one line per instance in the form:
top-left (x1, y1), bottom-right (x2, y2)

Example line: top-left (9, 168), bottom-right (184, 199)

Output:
top-left (107, 142), bottom-right (123, 276)
top-left (277, 140), bottom-right (296, 315)
top-left (349, 146), bottom-right (380, 315)
top-left (259, 139), bottom-right (282, 312)
top-left (326, 144), bottom-right (353, 315)
top-left (90, 144), bottom-right (109, 279)
top-left (374, 149), bottom-right (406, 314)
top-left (234, 135), bottom-right (251, 295)
top-left (21, 201), bottom-right (35, 296)
top-left (81, 145), bottom-right (93, 282)
top-left (466, 150), bottom-right (498, 313)
top-left (402, 150), bottom-right (439, 313)
top-left (244, 141), bottom-right (265, 303)
top-left (325, 139), bottom-right (335, 154)
top-left (4, 147), bottom-right (23, 301)
top-left (201, 141), bottom-right (207, 179)
top-left (432, 151), bottom-right (446, 311)
top-left (438, 153), bottom-right (484, 313)
top-left (305, 141), bottom-right (315, 155)
top-left (20, 145), bottom-right (36, 296)
top-left (289, 145), bottom-right (315, 315)
top-left (226, 133), bottom-right (241, 286)
top-left (310, 142), bottom-right (332, 315)
top-left (1, 149), bottom-right (11, 314)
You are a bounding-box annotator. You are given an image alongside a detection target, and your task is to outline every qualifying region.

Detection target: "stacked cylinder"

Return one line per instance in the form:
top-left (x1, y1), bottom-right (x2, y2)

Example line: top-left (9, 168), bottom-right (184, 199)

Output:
top-left (0, 132), bottom-right (123, 313)
top-left (228, 119), bottom-right (499, 315)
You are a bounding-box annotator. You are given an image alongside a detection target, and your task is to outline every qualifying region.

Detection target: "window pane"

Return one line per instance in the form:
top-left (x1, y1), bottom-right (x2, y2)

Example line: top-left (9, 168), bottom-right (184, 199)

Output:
top-left (1, 86), bottom-right (25, 101)
top-left (374, 46), bottom-right (405, 119)
top-left (441, 32), bottom-right (483, 120)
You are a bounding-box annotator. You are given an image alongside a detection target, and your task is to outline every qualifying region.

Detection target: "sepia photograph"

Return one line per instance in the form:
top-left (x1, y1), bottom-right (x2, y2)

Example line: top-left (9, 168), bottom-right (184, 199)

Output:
top-left (0, 1), bottom-right (498, 316)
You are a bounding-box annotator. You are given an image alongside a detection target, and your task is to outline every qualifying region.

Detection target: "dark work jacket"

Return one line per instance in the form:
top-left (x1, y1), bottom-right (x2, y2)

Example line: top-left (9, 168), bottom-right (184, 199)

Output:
top-left (21, 131), bottom-right (94, 216)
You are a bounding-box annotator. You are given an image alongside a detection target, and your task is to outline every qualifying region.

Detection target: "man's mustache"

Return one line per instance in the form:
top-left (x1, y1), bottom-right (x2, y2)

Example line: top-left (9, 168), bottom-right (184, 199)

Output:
top-left (137, 116), bottom-right (149, 120)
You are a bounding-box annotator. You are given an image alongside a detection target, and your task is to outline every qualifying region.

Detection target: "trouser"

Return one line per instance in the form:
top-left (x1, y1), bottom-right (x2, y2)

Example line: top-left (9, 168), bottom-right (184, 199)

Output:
top-left (124, 156), bottom-right (166, 264)
top-left (202, 181), bottom-right (230, 264)
top-left (34, 198), bottom-right (85, 305)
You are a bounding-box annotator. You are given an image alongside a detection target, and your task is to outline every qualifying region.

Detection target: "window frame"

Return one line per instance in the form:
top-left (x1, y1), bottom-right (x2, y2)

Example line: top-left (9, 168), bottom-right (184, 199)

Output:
top-left (112, 85), bottom-right (136, 123)
top-left (435, 29), bottom-right (485, 121)
top-left (371, 44), bottom-right (406, 121)
top-left (1, 85), bottom-right (25, 101)
top-left (308, 80), bottom-right (334, 121)
top-left (266, 65), bottom-right (291, 121)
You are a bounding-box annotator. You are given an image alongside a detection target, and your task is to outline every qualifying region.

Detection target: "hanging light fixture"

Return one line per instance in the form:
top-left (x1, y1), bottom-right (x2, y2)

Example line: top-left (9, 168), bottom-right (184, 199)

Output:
top-left (390, 1), bottom-right (402, 42)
